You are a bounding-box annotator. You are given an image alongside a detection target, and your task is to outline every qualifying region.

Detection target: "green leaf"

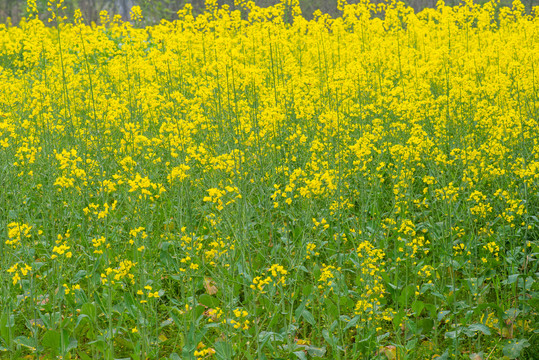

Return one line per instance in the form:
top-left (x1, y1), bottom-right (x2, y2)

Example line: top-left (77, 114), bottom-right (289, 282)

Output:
top-left (13, 336), bottom-right (37, 350)
top-left (322, 329), bottom-right (336, 347)
top-left (94, 293), bottom-right (109, 317)
top-left (182, 324), bottom-right (207, 357)
top-left (467, 324), bottom-right (491, 336)
top-left (503, 274), bottom-right (519, 285)
top-left (306, 346), bottom-right (326, 357)
top-left (258, 331), bottom-right (283, 344)
top-left (77, 352), bottom-right (92, 360)
top-left (433, 349), bottom-right (450, 360)
top-left (412, 300), bottom-right (424, 316)
top-left (42, 330), bottom-right (61, 351)
top-left (198, 294), bottom-right (219, 308)
top-left (398, 285), bottom-right (416, 306)
top-left (294, 302), bottom-right (306, 319)
top-left (75, 313), bottom-right (91, 330)
top-left (195, 305), bottom-right (205, 320)
top-left (0, 314), bottom-right (14, 328)
top-left (418, 319), bottom-right (434, 334)
top-left (424, 303), bottom-right (437, 318)
top-left (420, 282), bottom-right (435, 294)
top-left (81, 302), bottom-right (97, 322)
top-left (323, 298), bottom-right (339, 318)
top-left (214, 341), bottom-right (233, 360)
top-left (66, 337), bottom-right (78, 352)
top-left (0, 314), bottom-right (14, 344)
top-left (293, 351), bottom-right (308, 360)
top-left (519, 276), bottom-right (534, 291)
top-left (392, 309), bottom-right (406, 328)
top-left (504, 308), bottom-right (520, 320)
top-left (344, 316), bottom-right (360, 330)
top-left (302, 310), bottom-right (316, 326)
top-left (160, 248), bottom-right (178, 271)
top-left (160, 318), bottom-right (174, 328)
top-left (123, 293), bottom-right (138, 318)
top-left (73, 270), bottom-right (87, 283)
top-left (503, 339), bottom-right (530, 359)
top-left (437, 310), bottom-right (451, 322)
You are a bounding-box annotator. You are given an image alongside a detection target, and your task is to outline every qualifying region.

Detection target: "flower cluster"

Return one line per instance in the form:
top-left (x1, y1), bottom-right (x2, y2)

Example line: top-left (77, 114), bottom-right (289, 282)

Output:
top-left (251, 264), bottom-right (288, 294)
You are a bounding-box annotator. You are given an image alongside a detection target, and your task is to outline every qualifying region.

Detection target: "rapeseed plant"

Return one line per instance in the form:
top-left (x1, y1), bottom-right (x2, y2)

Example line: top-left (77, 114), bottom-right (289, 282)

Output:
top-left (0, 0), bottom-right (538, 358)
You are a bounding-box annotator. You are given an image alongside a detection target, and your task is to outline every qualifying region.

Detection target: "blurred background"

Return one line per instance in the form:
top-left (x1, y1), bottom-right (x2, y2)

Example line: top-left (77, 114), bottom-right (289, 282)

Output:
top-left (0, 0), bottom-right (528, 25)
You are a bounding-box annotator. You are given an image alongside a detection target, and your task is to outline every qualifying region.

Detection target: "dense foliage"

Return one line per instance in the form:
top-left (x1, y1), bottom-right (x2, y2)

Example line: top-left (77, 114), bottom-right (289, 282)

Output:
top-left (0, 0), bottom-right (538, 359)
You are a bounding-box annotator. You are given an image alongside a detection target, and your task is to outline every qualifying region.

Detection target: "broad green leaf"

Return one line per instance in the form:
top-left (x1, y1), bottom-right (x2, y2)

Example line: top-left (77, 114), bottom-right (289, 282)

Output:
top-left (81, 302), bottom-right (96, 322)
top-left (322, 329), bottom-right (336, 347)
top-left (0, 314), bottom-right (14, 328)
top-left (306, 346), bottom-right (326, 357)
top-left (294, 302), bottom-right (306, 319)
top-left (77, 352), bottom-right (92, 360)
top-left (418, 319), bottom-right (434, 334)
top-left (214, 341), bottom-right (233, 360)
top-left (503, 274), bottom-right (519, 285)
top-left (398, 285), bottom-right (416, 306)
top-left (0, 314), bottom-right (14, 344)
top-left (13, 336), bottom-right (37, 350)
top-left (73, 270), bottom-right (87, 283)
top-left (344, 316), bottom-right (360, 330)
top-left (437, 310), bottom-right (451, 322)
top-left (393, 309), bottom-right (406, 328)
top-left (503, 339), bottom-right (530, 359)
top-left (519, 276), bottom-right (534, 291)
top-left (42, 330), bottom-right (61, 351)
top-left (412, 300), bottom-right (424, 316)
top-left (66, 338), bottom-right (78, 352)
top-left (433, 349), bottom-right (450, 360)
top-left (466, 324), bottom-right (491, 336)
top-left (258, 331), bottom-right (283, 343)
top-left (302, 310), bottom-right (316, 326)
top-left (323, 298), bottom-right (339, 318)
top-left (198, 294), bottom-right (219, 308)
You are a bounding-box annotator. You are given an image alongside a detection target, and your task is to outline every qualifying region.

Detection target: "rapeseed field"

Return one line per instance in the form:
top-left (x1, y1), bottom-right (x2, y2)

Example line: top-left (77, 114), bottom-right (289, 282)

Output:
top-left (0, 0), bottom-right (538, 358)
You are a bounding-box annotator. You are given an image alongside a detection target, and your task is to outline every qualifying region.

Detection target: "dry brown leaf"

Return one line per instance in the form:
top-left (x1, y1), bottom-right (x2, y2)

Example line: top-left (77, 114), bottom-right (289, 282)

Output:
top-left (204, 276), bottom-right (218, 295)
top-left (378, 345), bottom-right (397, 360)
top-left (470, 353), bottom-right (484, 360)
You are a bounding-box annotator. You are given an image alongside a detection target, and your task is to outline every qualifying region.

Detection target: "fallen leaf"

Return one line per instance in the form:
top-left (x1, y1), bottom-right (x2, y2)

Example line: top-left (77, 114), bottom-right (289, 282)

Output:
top-left (470, 352), bottom-right (484, 360)
top-left (378, 345), bottom-right (397, 360)
top-left (204, 277), bottom-right (218, 295)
